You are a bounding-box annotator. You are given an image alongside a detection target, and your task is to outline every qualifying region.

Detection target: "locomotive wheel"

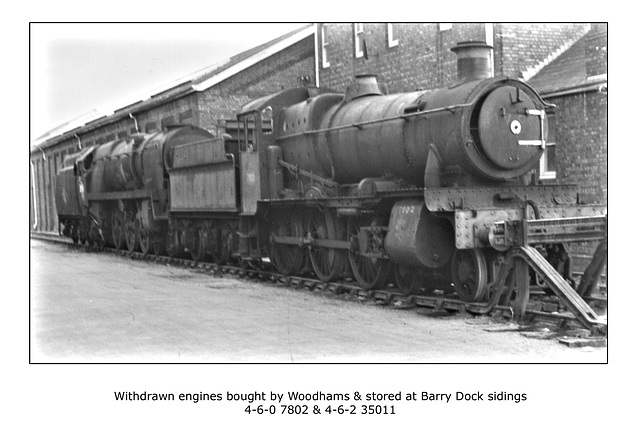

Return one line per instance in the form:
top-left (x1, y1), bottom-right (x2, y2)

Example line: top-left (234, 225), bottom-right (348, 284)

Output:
top-left (111, 212), bottom-right (125, 250)
top-left (165, 222), bottom-right (181, 258)
top-left (394, 265), bottom-right (423, 296)
top-left (270, 213), bottom-right (305, 276)
top-left (189, 226), bottom-right (207, 263)
top-left (71, 221), bottom-right (80, 245)
top-left (151, 230), bottom-right (165, 258)
top-left (210, 227), bottom-right (230, 265)
top-left (307, 208), bottom-right (346, 282)
top-left (347, 217), bottom-right (392, 290)
top-left (451, 249), bottom-right (488, 302)
top-left (124, 213), bottom-right (139, 253)
top-left (79, 219), bottom-right (90, 246)
top-left (138, 225), bottom-right (151, 256)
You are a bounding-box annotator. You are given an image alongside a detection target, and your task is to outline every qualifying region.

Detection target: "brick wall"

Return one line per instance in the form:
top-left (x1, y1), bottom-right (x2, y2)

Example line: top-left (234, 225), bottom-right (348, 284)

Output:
top-left (552, 90), bottom-right (607, 204)
top-left (198, 37), bottom-right (315, 134)
top-left (494, 23), bottom-right (589, 78)
top-left (318, 23), bottom-right (589, 92)
top-left (319, 23), bottom-right (485, 92)
top-left (585, 30), bottom-right (607, 78)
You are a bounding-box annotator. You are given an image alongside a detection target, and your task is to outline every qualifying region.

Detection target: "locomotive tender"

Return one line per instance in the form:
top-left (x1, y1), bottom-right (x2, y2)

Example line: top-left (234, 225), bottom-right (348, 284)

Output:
top-left (55, 42), bottom-right (607, 332)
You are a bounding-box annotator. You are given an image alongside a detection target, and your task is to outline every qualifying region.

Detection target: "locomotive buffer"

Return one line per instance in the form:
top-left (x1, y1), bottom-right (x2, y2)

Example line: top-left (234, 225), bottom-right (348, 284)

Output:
top-left (487, 202), bottom-right (607, 335)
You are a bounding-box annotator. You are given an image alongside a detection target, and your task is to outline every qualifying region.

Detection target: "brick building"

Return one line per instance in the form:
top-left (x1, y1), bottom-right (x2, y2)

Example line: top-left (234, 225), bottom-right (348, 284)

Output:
top-left (316, 23), bottom-right (589, 91)
top-left (316, 22), bottom-right (606, 203)
top-left (30, 23), bottom-right (607, 234)
top-left (30, 25), bottom-right (316, 233)
top-left (527, 24), bottom-right (608, 204)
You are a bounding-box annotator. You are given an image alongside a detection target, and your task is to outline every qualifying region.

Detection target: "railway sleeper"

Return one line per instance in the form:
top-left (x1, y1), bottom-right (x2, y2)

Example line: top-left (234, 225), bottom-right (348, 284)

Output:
top-left (33, 233), bottom-right (607, 338)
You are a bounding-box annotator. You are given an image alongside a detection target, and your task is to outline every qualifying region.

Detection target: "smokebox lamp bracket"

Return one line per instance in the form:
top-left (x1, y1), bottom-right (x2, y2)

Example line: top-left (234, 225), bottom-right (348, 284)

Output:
top-left (517, 109), bottom-right (546, 150)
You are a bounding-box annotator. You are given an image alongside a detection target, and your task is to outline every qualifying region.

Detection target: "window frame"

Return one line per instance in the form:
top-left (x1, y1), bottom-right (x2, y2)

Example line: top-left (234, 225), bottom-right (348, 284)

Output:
top-left (321, 24), bottom-right (330, 68)
top-left (539, 146), bottom-right (557, 180)
top-left (354, 23), bottom-right (364, 58)
top-left (387, 23), bottom-right (398, 48)
top-left (539, 111), bottom-right (557, 180)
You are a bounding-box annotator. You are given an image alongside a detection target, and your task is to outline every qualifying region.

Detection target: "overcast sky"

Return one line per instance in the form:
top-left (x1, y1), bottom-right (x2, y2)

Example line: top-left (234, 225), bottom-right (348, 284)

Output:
top-left (29, 23), bottom-right (307, 143)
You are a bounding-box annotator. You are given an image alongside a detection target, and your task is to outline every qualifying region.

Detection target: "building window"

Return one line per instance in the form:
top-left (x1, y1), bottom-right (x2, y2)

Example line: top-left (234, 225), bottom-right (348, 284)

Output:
top-left (145, 122), bottom-right (157, 133)
top-left (261, 106), bottom-right (273, 134)
top-left (354, 23), bottom-right (364, 58)
top-left (161, 116), bottom-right (175, 129)
top-left (439, 23), bottom-right (452, 31)
top-left (540, 111), bottom-right (557, 180)
top-left (387, 23), bottom-right (398, 48)
top-left (321, 24), bottom-right (330, 68)
top-left (179, 109), bottom-right (193, 123)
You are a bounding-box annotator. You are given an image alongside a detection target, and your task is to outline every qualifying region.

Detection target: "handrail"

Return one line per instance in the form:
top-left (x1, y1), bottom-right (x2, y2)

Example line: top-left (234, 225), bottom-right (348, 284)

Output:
top-left (275, 103), bottom-right (474, 141)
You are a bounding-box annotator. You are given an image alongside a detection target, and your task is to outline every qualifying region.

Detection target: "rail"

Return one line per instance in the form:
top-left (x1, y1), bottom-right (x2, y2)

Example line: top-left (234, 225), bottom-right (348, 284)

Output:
top-left (471, 245), bottom-right (607, 335)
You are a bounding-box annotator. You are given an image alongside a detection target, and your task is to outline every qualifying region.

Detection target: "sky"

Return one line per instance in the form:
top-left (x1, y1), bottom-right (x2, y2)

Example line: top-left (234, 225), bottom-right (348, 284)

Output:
top-left (29, 23), bottom-right (307, 143)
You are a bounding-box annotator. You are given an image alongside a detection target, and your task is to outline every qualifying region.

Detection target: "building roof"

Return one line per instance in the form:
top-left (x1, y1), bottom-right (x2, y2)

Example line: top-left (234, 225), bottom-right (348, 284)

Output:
top-left (32, 24), bottom-right (314, 152)
top-left (527, 30), bottom-right (607, 97)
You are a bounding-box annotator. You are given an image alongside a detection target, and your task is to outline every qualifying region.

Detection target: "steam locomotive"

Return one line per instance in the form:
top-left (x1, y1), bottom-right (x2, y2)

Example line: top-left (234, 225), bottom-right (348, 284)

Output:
top-left (54, 42), bottom-right (607, 329)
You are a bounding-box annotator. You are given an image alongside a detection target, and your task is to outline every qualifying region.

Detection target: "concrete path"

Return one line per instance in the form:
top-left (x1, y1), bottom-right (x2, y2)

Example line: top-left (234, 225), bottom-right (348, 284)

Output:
top-left (30, 240), bottom-right (606, 363)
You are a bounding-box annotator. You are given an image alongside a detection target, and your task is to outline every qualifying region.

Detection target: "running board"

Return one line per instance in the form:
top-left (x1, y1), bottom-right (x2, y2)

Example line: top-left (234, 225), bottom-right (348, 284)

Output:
top-left (491, 215), bottom-right (607, 248)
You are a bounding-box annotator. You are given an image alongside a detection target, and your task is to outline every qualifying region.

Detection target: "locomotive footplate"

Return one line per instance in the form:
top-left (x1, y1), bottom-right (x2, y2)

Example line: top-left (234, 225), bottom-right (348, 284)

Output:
top-left (424, 184), bottom-right (587, 212)
top-left (490, 214), bottom-right (607, 249)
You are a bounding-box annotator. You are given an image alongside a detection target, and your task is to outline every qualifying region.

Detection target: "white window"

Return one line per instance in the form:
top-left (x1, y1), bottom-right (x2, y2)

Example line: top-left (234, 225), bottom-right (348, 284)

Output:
top-left (439, 23), bottom-right (452, 31)
top-left (354, 23), bottom-right (364, 58)
top-left (321, 24), bottom-right (330, 68)
top-left (539, 112), bottom-right (557, 180)
top-left (387, 23), bottom-right (398, 47)
top-left (539, 148), bottom-right (557, 180)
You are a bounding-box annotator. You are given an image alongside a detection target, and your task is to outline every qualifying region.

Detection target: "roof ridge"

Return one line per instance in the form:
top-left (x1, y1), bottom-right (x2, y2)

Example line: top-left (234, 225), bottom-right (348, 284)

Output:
top-left (32, 24), bottom-right (313, 149)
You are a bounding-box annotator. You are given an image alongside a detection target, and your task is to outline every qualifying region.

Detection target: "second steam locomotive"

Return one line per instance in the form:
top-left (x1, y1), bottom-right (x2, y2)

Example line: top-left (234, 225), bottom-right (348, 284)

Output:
top-left (55, 42), bottom-right (607, 332)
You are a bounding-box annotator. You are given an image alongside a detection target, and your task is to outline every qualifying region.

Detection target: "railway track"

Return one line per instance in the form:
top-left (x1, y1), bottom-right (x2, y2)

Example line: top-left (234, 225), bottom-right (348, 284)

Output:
top-left (31, 232), bottom-right (607, 344)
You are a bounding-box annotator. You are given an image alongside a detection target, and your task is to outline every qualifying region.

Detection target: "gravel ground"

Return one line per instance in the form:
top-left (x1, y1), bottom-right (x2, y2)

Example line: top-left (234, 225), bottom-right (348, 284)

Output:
top-left (29, 240), bottom-right (606, 363)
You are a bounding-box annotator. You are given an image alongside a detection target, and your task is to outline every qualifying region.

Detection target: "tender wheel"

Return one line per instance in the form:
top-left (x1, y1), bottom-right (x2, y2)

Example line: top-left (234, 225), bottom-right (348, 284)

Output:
top-left (189, 226), bottom-right (207, 263)
top-left (124, 212), bottom-right (139, 253)
top-left (307, 207), bottom-right (346, 282)
top-left (451, 249), bottom-right (488, 302)
top-left (111, 212), bottom-right (125, 250)
top-left (166, 221), bottom-right (182, 258)
top-left (79, 219), bottom-right (90, 246)
top-left (151, 229), bottom-right (165, 257)
top-left (347, 217), bottom-right (391, 290)
top-left (270, 211), bottom-right (305, 276)
top-left (138, 224), bottom-right (151, 255)
top-left (394, 265), bottom-right (423, 296)
top-left (71, 221), bottom-right (80, 244)
top-left (210, 227), bottom-right (230, 265)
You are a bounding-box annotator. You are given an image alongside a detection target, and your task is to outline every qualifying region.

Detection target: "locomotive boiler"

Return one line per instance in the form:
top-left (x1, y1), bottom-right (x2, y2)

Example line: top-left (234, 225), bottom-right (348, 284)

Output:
top-left (277, 47), bottom-right (545, 187)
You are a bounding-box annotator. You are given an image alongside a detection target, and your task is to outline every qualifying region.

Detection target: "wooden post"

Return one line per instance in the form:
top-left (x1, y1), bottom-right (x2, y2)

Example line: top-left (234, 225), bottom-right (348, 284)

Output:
top-left (577, 240), bottom-right (608, 298)
top-left (513, 257), bottom-right (530, 322)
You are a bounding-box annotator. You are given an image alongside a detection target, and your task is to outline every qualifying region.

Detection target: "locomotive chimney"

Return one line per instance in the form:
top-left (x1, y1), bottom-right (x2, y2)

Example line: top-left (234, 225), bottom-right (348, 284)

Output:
top-left (344, 74), bottom-right (383, 102)
top-left (451, 41), bottom-right (493, 82)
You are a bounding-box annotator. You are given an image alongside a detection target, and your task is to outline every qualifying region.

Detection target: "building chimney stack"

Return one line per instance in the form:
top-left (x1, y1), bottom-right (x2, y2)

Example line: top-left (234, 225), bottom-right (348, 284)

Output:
top-left (451, 41), bottom-right (493, 82)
